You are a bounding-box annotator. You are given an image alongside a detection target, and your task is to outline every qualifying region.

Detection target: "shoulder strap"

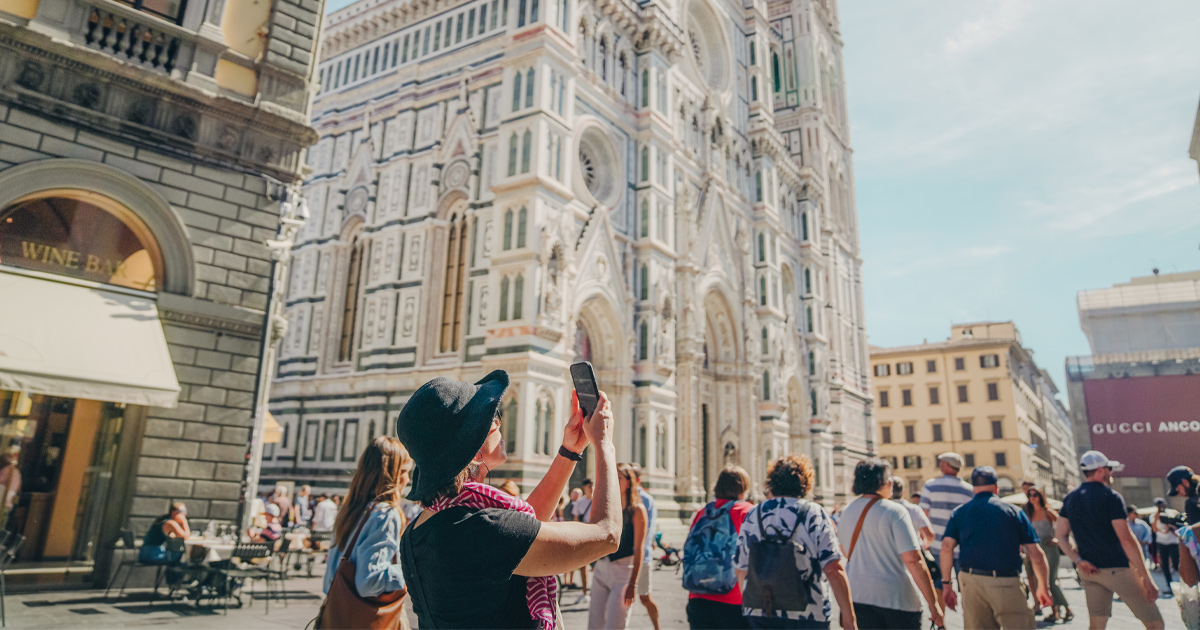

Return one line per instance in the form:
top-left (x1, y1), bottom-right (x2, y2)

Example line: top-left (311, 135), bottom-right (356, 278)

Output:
top-left (846, 496), bottom-right (880, 561)
top-left (342, 503), bottom-right (376, 556)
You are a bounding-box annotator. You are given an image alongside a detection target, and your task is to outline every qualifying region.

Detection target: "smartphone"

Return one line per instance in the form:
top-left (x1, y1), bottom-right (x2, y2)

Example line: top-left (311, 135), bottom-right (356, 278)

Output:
top-left (570, 361), bottom-right (600, 418)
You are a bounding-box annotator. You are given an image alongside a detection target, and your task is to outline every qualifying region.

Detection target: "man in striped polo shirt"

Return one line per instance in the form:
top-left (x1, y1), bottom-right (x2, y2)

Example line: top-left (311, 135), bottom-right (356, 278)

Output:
top-left (920, 452), bottom-right (974, 608)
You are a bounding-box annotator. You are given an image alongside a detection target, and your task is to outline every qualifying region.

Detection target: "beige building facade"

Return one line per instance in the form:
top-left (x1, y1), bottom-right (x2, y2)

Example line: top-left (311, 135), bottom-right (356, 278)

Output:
top-left (872, 322), bottom-right (1077, 499)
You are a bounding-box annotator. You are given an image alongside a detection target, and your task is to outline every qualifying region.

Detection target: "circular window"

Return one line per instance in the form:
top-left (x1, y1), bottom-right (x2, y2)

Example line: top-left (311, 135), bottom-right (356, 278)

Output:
top-left (0, 193), bottom-right (160, 291)
top-left (576, 129), bottom-right (621, 207)
top-left (685, 1), bottom-right (731, 93)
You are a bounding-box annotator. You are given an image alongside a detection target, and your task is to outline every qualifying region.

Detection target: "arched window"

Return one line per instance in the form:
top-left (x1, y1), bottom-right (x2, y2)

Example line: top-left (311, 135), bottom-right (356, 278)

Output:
top-left (503, 209), bottom-right (513, 250)
top-left (533, 400), bottom-right (543, 454)
top-left (804, 267), bottom-right (812, 295)
top-left (529, 0), bottom-right (538, 22)
top-left (499, 276), bottom-right (510, 321)
top-left (656, 421), bottom-right (666, 470)
top-left (755, 170), bottom-right (763, 202)
top-left (521, 130), bottom-right (532, 173)
top-left (505, 397), bottom-right (518, 453)
top-left (549, 73), bottom-right (557, 111)
top-left (641, 146), bottom-right (650, 182)
top-left (801, 210), bottom-right (809, 241)
top-left (640, 200), bottom-right (649, 238)
top-left (599, 38), bottom-right (608, 80)
top-left (642, 70), bottom-right (650, 107)
top-left (440, 213), bottom-right (469, 352)
top-left (640, 264), bottom-right (649, 300)
top-left (759, 275), bottom-right (767, 306)
top-left (772, 52), bottom-right (782, 92)
top-left (762, 370), bottom-right (771, 400)
top-left (810, 389), bottom-right (819, 416)
top-left (806, 305), bottom-right (814, 333)
top-left (507, 133), bottom-right (518, 176)
top-left (808, 350), bottom-right (816, 375)
top-left (761, 326), bottom-right (768, 355)
top-left (512, 71), bottom-right (523, 111)
top-left (757, 232), bottom-right (766, 262)
top-left (750, 76), bottom-right (758, 101)
top-left (638, 423), bottom-right (647, 467)
top-left (541, 399), bottom-right (553, 454)
top-left (525, 68), bottom-right (536, 108)
top-left (517, 0), bottom-right (527, 26)
top-left (516, 207), bottom-right (527, 247)
top-left (560, 0), bottom-right (570, 31)
top-left (639, 320), bottom-right (648, 361)
top-left (513, 274), bottom-right (524, 319)
top-left (749, 41), bottom-right (756, 66)
top-left (338, 234), bottom-right (365, 361)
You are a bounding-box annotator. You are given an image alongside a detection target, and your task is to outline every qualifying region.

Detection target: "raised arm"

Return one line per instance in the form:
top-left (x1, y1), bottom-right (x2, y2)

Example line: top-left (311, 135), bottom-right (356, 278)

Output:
top-left (525, 391), bottom-right (588, 521)
top-left (515, 392), bottom-right (621, 577)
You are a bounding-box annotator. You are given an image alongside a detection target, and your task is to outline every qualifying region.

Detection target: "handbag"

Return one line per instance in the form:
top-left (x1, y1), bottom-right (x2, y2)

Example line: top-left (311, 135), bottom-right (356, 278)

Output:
top-left (314, 507), bottom-right (407, 629)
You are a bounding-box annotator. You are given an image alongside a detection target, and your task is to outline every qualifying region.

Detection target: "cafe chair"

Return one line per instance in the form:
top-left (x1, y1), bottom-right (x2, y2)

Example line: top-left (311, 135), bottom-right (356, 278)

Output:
top-left (105, 529), bottom-right (155, 601)
top-left (0, 532), bottom-right (25, 628)
top-left (300, 530), bottom-right (331, 576)
top-left (212, 542), bottom-right (272, 615)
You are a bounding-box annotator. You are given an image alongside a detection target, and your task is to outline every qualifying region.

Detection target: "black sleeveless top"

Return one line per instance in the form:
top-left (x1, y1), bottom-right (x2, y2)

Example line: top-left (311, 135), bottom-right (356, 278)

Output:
top-left (143, 514), bottom-right (170, 547)
top-left (608, 509), bottom-right (636, 561)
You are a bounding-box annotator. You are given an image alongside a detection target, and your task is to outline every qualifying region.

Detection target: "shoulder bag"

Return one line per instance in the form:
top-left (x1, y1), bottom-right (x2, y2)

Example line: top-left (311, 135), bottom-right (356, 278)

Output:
top-left (845, 496), bottom-right (880, 561)
top-left (314, 506), bottom-right (407, 630)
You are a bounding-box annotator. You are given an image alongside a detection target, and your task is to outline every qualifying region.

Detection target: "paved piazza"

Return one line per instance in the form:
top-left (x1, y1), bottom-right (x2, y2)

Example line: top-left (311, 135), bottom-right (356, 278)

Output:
top-left (4, 565), bottom-right (1189, 628)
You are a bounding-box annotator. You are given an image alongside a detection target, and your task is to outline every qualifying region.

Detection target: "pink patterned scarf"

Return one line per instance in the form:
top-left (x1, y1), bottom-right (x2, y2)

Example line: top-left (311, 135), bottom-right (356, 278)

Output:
top-left (428, 481), bottom-right (558, 630)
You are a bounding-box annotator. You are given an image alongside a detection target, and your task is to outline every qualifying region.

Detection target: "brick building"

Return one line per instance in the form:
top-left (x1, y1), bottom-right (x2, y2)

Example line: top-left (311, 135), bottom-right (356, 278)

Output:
top-left (0, 0), bottom-right (323, 587)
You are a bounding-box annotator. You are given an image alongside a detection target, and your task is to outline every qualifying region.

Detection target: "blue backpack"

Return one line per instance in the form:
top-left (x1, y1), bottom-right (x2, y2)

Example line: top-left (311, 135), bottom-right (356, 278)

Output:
top-left (682, 501), bottom-right (739, 595)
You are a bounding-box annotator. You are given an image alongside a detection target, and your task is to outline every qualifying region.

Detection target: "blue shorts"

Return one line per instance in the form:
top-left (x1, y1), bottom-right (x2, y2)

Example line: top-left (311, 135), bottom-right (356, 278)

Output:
top-left (138, 545), bottom-right (183, 565)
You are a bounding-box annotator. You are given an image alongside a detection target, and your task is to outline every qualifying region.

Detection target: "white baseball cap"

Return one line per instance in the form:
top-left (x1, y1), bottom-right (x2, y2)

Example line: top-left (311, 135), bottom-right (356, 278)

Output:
top-left (265, 503), bottom-right (281, 516)
top-left (1080, 450), bottom-right (1124, 472)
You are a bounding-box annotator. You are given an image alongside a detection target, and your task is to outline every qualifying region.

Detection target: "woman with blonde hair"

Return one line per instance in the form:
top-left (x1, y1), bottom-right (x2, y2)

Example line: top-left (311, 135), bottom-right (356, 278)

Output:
top-left (319, 435), bottom-right (412, 628)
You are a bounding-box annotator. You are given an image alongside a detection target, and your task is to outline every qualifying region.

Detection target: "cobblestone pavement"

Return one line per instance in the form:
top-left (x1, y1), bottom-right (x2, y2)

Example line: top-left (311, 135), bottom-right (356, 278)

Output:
top-left (4, 564), bottom-right (1190, 628)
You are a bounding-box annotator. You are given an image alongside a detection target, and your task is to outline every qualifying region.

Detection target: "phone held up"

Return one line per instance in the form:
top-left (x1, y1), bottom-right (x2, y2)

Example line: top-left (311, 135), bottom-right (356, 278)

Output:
top-left (570, 361), bottom-right (600, 418)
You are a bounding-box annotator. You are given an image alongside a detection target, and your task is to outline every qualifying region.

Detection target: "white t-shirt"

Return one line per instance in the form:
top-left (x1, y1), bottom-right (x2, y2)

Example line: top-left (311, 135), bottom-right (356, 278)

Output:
top-left (837, 496), bottom-right (923, 613)
top-left (900, 500), bottom-right (933, 532)
top-left (1155, 512), bottom-right (1180, 545)
top-left (571, 496), bottom-right (592, 522)
top-left (313, 499), bottom-right (337, 532)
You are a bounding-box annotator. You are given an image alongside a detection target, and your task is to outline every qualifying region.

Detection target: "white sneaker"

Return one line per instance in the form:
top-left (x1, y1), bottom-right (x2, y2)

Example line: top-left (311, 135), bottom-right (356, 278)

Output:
top-left (573, 593), bottom-right (590, 605)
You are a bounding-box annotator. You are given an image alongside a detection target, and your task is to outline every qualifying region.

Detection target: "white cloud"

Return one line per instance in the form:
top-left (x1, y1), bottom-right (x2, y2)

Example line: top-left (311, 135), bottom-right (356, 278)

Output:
top-left (943, 0), bottom-right (1032, 57)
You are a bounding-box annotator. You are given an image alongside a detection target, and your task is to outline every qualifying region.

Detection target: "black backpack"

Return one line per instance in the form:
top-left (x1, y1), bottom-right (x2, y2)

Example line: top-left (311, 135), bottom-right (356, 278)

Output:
top-left (741, 504), bottom-right (819, 617)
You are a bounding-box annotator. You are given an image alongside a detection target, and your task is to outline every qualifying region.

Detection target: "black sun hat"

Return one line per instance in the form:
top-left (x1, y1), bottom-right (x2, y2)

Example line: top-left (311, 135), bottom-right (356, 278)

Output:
top-left (397, 370), bottom-right (509, 502)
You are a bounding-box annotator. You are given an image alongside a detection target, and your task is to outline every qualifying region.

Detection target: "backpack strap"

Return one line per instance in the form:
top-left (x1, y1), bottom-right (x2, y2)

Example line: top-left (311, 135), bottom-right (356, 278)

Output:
top-left (846, 496), bottom-right (880, 562)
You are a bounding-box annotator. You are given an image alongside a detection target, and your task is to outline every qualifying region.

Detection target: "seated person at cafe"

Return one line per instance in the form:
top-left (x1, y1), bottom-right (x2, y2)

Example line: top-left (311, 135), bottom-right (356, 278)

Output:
top-left (248, 503), bottom-right (283, 545)
top-left (140, 502), bottom-right (190, 564)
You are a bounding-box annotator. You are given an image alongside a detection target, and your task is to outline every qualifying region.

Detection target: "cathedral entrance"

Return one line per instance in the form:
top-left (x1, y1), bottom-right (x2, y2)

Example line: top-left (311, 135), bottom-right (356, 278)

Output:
top-left (694, 289), bottom-right (741, 501)
top-left (569, 295), bottom-right (625, 492)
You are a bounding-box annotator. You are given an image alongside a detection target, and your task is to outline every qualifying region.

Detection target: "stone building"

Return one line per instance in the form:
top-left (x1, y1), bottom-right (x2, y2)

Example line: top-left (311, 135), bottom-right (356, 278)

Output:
top-left (871, 322), bottom-right (1078, 499)
top-left (0, 0), bottom-right (322, 587)
top-left (267, 0), bottom-right (873, 518)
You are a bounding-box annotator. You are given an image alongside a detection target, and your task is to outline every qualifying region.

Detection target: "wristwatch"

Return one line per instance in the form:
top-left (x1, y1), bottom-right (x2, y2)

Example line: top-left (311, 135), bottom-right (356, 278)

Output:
top-left (558, 445), bottom-right (583, 461)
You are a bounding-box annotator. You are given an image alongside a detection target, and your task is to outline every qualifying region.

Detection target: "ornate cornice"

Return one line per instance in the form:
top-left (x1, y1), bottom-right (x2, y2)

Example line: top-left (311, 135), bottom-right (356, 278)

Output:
top-left (159, 308), bottom-right (265, 337)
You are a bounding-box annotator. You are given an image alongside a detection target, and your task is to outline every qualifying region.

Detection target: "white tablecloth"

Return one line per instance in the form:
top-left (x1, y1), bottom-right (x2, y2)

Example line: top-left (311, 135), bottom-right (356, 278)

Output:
top-left (184, 538), bottom-right (236, 565)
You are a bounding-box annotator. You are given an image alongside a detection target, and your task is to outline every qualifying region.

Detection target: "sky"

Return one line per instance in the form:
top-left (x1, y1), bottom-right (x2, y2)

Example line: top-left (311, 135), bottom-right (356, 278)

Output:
top-left (840, 1), bottom-right (1200, 392)
top-left (319, 0), bottom-right (1200, 393)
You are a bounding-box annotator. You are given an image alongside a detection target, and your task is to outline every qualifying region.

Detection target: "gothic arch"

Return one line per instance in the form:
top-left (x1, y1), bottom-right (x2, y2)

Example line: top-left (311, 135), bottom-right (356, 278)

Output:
top-left (574, 292), bottom-right (624, 372)
top-left (702, 287), bottom-right (739, 364)
top-left (0, 158), bottom-right (195, 295)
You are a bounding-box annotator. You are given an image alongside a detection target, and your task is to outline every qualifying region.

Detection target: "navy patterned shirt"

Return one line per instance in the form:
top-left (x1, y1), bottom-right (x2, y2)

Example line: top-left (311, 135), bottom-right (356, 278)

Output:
top-left (734, 497), bottom-right (842, 622)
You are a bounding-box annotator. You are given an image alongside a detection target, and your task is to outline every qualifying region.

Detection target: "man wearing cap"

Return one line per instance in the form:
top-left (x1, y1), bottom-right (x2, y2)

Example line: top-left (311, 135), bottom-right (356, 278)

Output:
top-left (919, 452), bottom-right (973, 607)
top-left (1056, 451), bottom-right (1163, 630)
top-left (939, 466), bottom-right (1051, 629)
top-left (1167, 466), bottom-right (1200, 526)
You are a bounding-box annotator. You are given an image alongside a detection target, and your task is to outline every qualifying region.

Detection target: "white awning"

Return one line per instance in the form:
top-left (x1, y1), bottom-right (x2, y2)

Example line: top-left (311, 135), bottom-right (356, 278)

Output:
top-left (0, 269), bottom-right (180, 407)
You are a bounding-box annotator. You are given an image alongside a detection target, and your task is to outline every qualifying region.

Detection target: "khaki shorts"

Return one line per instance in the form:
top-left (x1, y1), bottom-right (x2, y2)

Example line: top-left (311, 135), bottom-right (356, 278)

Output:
top-left (637, 560), bottom-right (652, 596)
top-left (1080, 567), bottom-right (1163, 624)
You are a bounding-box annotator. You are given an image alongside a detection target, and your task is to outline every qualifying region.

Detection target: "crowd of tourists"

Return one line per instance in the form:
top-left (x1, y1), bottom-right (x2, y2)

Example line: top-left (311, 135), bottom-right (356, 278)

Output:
top-left (298, 367), bottom-right (1199, 630)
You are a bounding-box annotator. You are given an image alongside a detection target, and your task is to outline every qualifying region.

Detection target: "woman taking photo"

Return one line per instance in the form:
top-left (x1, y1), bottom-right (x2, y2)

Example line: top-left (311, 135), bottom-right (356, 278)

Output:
top-left (319, 435), bottom-right (412, 629)
top-left (587, 463), bottom-right (648, 629)
top-left (1023, 486), bottom-right (1072, 623)
top-left (398, 370), bottom-right (622, 629)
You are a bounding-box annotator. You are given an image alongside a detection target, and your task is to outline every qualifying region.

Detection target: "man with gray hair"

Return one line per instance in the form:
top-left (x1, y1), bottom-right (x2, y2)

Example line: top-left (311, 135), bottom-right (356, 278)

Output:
top-left (919, 452), bottom-right (973, 608)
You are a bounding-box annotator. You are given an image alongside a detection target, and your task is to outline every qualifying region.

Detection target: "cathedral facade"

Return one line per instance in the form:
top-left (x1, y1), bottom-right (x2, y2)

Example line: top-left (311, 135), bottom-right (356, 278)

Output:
top-left (267, 0), bottom-right (874, 517)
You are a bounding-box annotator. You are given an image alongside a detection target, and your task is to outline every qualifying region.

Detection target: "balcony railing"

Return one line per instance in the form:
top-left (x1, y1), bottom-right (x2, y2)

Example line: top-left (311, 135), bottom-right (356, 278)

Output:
top-left (57, 0), bottom-right (198, 77)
